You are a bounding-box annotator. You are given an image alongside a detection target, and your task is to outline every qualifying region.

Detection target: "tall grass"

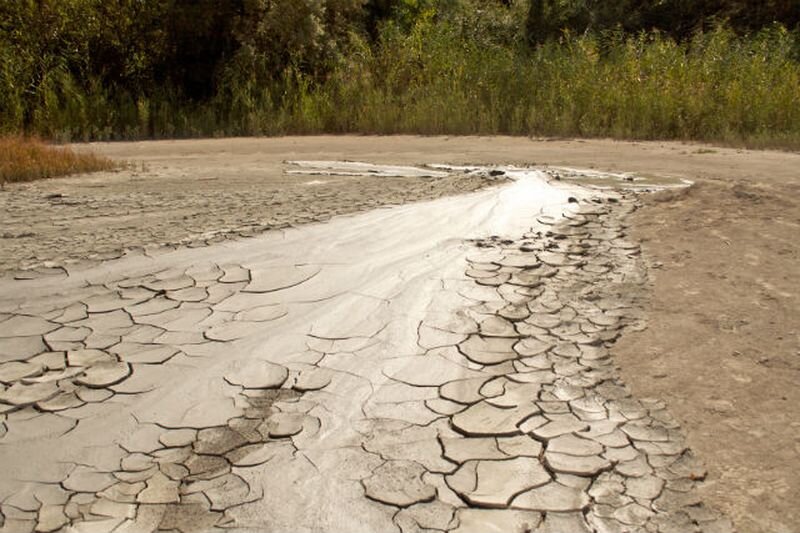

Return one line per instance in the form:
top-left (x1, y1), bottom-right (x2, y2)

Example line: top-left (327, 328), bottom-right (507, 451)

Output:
top-left (0, 136), bottom-right (115, 185)
top-left (2, 25), bottom-right (799, 149)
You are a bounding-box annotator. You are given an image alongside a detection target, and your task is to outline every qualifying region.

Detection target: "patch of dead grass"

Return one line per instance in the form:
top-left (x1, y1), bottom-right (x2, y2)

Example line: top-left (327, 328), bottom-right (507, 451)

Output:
top-left (0, 136), bottom-right (116, 185)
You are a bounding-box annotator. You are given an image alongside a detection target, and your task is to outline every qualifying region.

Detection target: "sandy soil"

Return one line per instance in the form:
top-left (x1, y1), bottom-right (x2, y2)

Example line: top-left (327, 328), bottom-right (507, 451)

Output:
top-left (1, 135), bottom-right (797, 531)
top-left (614, 179), bottom-right (800, 532)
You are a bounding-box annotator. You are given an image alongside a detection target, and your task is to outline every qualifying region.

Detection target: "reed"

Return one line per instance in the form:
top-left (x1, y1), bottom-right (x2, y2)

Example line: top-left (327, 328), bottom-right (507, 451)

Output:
top-left (0, 136), bottom-right (116, 185)
top-left (3, 25), bottom-right (799, 150)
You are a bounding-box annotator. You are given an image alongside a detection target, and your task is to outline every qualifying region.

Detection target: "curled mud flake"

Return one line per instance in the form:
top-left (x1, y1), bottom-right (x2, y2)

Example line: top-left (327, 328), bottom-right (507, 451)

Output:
top-left (544, 451), bottom-right (612, 477)
top-left (0, 361), bottom-right (44, 383)
top-left (165, 286), bottom-right (209, 303)
top-left (126, 296), bottom-right (181, 317)
top-left (498, 255), bottom-right (541, 270)
top-left (262, 412), bottom-right (306, 438)
top-left (143, 275), bottom-right (195, 293)
top-left (477, 316), bottom-right (518, 338)
top-left (451, 401), bottom-right (538, 437)
top-left (459, 335), bottom-right (518, 365)
top-left (204, 320), bottom-right (265, 341)
top-left (497, 304), bottom-right (530, 322)
top-left (292, 367), bottom-right (333, 392)
top-left (136, 471), bottom-right (180, 504)
top-left (395, 500), bottom-right (457, 532)
top-left (385, 355), bottom-right (484, 388)
top-left (193, 426), bottom-right (249, 455)
top-left (0, 336), bottom-right (48, 363)
top-left (510, 481), bottom-right (590, 512)
top-left (243, 265), bottom-right (320, 294)
top-left (36, 391), bottom-right (85, 412)
top-left (219, 264), bottom-right (251, 284)
top-left (223, 360), bottom-right (288, 390)
top-left (235, 304), bottom-right (288, 323)
top-left (418, 324), bottom-right (468, 350)
top-left (531, 418), bottom-right (590, 440)
top-left (441, 437), bottom-right (506, 464)
top-left (496, 435), bottom-right (543, 458)
top-left (452, 508), bottom-right (543, 533)
top-left (447, 458), bottom-right (551, 508)
top-left (0, 315), bottom-right (59, 338)
top-left (363, 460), bottom-right (436, 508)
top-left (0, 381), bottom-right (60, 406)
top-left (75, 361), bottom-right (132, 388)
top-left (513, 338), bottom-right (552, 358)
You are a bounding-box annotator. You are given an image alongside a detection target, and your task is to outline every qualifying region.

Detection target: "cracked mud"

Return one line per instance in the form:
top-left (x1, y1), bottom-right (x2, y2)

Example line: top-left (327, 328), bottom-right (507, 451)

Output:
top-left (0, 163), bottom-right (732, 533)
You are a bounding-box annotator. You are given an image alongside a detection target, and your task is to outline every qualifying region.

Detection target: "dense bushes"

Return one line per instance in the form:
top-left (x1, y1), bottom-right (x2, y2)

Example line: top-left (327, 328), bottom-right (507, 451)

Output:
top-left (1, 0), bottom-right (798, 147)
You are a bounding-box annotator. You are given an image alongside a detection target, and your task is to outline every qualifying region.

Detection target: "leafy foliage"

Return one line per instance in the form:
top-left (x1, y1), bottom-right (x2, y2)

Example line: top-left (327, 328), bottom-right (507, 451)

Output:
top-left (0, 0), bottom-right (798, 147)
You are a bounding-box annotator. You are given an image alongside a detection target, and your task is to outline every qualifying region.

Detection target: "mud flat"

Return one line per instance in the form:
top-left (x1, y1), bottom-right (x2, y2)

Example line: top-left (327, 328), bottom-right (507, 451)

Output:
top-left (0, 136), bottom-right (797, 532)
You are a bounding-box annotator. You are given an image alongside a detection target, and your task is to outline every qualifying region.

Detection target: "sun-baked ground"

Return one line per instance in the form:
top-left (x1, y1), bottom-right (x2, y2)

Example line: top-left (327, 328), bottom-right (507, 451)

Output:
top-left (1, 136), bottom-right (797, 532)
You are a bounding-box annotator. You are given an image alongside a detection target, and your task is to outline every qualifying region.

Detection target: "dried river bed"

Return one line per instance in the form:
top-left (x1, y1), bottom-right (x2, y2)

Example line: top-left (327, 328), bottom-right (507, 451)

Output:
top-left (0, 165), bottom-right (731, 533)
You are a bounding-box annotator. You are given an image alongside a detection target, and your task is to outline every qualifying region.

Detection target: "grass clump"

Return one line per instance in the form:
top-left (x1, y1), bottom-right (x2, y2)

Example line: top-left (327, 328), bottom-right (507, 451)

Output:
top-left (0, 136), bottom-right (115, 185)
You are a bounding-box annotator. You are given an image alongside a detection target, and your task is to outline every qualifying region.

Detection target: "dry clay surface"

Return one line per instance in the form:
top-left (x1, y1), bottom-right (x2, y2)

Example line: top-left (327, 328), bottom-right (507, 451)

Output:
top-left (0, 137), bottom-right (798, 532)
top-left (0, 163), bottom-right (731, 533)
top-left (0, 154), bottom-right (494, 274)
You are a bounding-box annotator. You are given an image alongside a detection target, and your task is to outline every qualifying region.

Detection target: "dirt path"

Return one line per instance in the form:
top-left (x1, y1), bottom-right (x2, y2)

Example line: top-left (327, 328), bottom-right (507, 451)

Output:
top-left (0, 136), bottom-right (797, 532)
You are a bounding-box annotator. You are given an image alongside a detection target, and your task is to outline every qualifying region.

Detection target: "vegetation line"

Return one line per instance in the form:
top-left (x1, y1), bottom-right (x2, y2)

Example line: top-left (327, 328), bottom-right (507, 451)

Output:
top-left (1, 1), bottom-right (798, 149)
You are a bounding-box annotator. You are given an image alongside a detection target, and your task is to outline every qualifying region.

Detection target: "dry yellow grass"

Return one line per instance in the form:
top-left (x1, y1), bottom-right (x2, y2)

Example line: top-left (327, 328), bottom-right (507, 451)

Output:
top-left (0, 136), bottom-right (116, 185)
